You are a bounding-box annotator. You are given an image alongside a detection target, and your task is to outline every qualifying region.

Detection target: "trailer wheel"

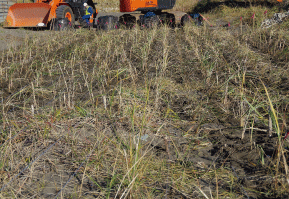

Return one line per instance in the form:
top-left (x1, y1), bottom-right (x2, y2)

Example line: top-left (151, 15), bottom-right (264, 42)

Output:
top-left (140, 15), bottom-right (160, 29)
top-left (181, 14), bottom-right (203, 27)
top-left (56, 5), bottom-right (75, 25)
top-left (147, 15), bottom-right (160, 28)
top-left (159, 13), bottom-right (175, 27)
top-left (119, 14), bottom-right (136, 29)
top-left (181, 14), bottom-right (191, 27)
top-left (97, 15), bottom-right (119, 31)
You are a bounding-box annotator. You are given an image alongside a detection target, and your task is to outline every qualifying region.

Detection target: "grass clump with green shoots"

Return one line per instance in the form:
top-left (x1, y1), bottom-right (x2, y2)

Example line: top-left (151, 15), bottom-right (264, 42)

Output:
top-left (1, 2), bottom-right (289, 198)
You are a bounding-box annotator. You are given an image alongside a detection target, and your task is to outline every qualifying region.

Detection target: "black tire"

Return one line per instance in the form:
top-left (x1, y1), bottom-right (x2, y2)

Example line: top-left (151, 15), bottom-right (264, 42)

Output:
top-left (119, 14), bottom-right (136, 29)
top-left (146, 15), bottom-right (160, 28)
top-left (159, 13), bottom-right (175, 27)
top-left (51, 18), bottom-right (73, 31)
top-left (181, 14), bottom-right (191, 27)
top-left (140, 15), bottom-right (160, 29)
top-left (56, 5), bottom-right (75, 26)
top-left (181, 14), bottom-right (203, 27)
top-left (97, 15), bottom-right (119, 31)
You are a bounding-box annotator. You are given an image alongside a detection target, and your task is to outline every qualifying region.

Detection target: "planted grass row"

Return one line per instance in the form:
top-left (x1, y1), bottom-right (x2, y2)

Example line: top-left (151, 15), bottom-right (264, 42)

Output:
top-left (0, 18), bottom-right (289, 197)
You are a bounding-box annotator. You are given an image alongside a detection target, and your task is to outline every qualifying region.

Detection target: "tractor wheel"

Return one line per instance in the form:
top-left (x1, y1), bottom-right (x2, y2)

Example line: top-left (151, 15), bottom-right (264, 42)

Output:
top-left (56, 5), bottom-right (75, 25)
top-left (51, 18), bottom-right (73, 31)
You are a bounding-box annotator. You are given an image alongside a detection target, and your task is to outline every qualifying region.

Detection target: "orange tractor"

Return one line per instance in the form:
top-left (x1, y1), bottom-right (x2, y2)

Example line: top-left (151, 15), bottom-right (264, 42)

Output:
top-left (4, 0), bottom-right (176, 28)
